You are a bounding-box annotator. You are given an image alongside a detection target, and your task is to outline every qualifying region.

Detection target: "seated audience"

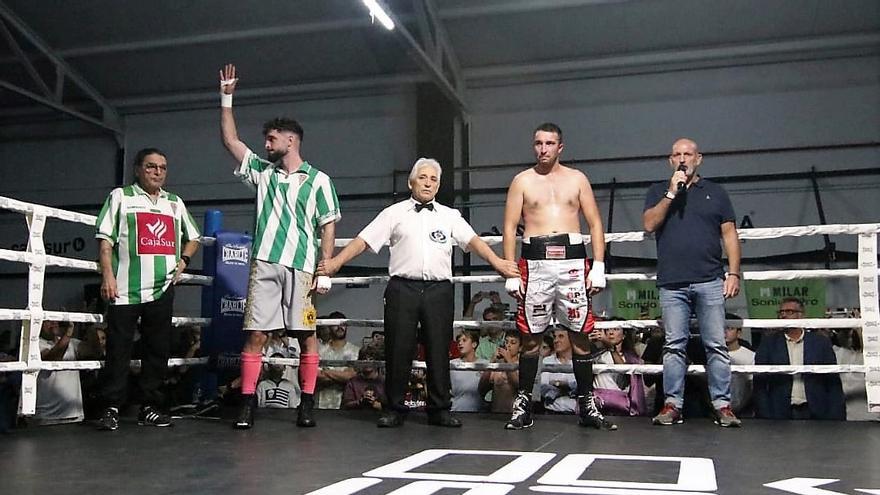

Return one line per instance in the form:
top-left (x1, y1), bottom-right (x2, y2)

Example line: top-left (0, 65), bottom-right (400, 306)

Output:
top-left (343, 344), bottom-right (386, 411)
top-left (77, 325), bottom-right (107, 419)
top-left (754, 298), bottom-right (845, 420)
top-left (463, 291), bottom-right (509, 362)
top-left (404, 368), bottom-right (428, 411)
top-left (450, 330), bottom-right (486, 412)
top-left (316, 312), bottom-right (360, 409)
top-left (540, 329), bottom-right (576, 413)
top-left (265, 330), bottom-right (300, 383)
top-left (0, 344), bottom-right (20, 432)
top-left (479, 331), bottom-right (522, 413)
top-left (724, 314), bottom-right (755, 416)
top-left (592, 319), bottom-right (647, 416)
top-left (35, 320), bottom-right (83, 425)
top-left (256, 353), bottom-right (301, 409)
top-left (833, 325), bottom-right (879, 421)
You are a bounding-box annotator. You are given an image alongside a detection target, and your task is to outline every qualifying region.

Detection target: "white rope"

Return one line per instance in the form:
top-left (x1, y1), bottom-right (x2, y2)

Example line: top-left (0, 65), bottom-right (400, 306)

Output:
top-left (314, 317), bottom-right (862, 330)
top-left (2, 359), bottom-right (865, 375)
top-left (0, 357), bottom-right (210, 373)
top-left (0, 309), bottom-right (210, 327)
top-left (329, 268), bottom-right (879, 286)
top-left (177, 273), bottom-right (213, 285)
top-left (331, 223), bottom-right (880, 247)
top-left (0, 196), bottom-right (97, 225)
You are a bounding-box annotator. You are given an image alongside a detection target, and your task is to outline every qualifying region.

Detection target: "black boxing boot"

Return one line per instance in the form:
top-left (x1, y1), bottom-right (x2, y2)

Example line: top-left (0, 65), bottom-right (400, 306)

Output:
top-left (297, 392), bottom-right (316, 427)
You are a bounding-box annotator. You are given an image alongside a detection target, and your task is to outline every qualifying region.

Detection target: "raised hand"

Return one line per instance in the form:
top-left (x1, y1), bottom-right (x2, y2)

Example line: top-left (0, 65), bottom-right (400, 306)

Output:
top-left (220, 64), bottom-right (238, 94)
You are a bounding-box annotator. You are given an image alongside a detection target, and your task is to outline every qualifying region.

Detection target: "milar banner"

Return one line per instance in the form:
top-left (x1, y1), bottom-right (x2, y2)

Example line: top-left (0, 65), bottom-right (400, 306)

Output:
top-left (743, 279), bottom-right (826, 318)
top-left (610, 280), bottom-right (662, 319)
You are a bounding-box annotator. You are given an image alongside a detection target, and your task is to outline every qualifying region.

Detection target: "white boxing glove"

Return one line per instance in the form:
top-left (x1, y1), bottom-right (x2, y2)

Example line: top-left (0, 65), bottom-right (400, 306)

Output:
top-left (505, 277), bottom-right (521, 298)
top-left (316, 275), bottom-right (332, 293)
top-left (587, 261), bottom-right (606, 289)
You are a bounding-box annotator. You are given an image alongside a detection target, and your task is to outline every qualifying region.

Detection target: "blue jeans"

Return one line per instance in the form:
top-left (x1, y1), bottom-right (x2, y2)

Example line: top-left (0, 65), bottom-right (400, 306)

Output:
top-left (659, 278), bottom-right (731, 409)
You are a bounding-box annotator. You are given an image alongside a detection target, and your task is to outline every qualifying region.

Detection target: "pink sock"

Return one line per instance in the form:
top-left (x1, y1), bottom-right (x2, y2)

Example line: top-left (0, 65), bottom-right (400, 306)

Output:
top-left (240, 352), bottom-right (263, 395)
top-left (299, 353), bottom-right (320, 395)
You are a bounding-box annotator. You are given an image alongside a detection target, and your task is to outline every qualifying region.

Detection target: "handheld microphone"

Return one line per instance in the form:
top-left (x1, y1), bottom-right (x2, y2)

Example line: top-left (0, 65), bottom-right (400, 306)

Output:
top-left (676, 164), bottom-right (688, 192)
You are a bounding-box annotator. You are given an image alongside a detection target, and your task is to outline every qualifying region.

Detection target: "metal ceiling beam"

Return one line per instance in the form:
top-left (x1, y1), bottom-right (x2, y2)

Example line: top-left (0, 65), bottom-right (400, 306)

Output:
top-left (441, 0), bottom-right (630, 18)
top-left (0, 0), bottom-right (123, 142)
top-left (57, 18), bottom-right (372, 58)
top-left (1, 33), bottom-right (873, 116)
top-left (370, 0), bottom-right (468, 115)
top-left (464, 33), bottom-right (880, 82)
top-left (20, 0), bottom-right (620, 60)
top-left (0, 80), bottom-right (121, 133)
top-left (416, 0), bottom-right (465, 93)
top-left (0, 19), bottom-right (50, 97)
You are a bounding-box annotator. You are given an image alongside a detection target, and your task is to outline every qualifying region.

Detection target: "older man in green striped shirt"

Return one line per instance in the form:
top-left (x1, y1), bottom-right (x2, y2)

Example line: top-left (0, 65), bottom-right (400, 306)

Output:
top-left (220, 64), bottom-right (341, 429)
top-left (95, 147), bottom-right (201, 431)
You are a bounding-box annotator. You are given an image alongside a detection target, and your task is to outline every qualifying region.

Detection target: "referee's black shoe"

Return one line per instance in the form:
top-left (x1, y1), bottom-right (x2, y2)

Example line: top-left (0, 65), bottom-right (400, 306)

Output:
top-left (233, 394), bottom-right (256, 429)
top-left (377, 410), bottom-right (405, 428)
top-left (428, 410), bottom-right (462, 428)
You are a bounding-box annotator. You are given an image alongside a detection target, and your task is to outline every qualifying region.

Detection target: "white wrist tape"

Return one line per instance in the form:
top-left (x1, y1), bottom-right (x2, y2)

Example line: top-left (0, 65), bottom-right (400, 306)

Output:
top-left (316, 276), bottom-right (332, 291)
top-left (220, 93), bottom-right (233, 108)
top-left (588, 260), bottom-right (606, 289)
top-left (505, 277), bottom-right (521, 295)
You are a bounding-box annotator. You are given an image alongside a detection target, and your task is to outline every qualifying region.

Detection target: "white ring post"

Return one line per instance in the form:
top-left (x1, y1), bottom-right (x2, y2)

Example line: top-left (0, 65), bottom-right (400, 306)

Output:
top-left (19, 205), bottom-right (49, 416)
top-left (858, 233), bottom-right (880, 412)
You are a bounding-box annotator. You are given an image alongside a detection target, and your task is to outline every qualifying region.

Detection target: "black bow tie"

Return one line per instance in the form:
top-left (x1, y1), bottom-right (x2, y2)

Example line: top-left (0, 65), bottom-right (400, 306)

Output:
top-left (415, 203), bottom-right (434, 212)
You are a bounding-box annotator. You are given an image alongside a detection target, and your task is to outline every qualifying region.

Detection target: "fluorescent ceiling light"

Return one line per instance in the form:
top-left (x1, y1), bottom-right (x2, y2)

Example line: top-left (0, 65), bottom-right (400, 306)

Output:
top-left (362, 0), bottom-right (395, 30)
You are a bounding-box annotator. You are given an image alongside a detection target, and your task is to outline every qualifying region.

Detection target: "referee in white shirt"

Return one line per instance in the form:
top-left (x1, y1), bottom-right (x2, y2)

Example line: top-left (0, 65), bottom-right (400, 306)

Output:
top-left (319, 158), bottom-right (519, 428)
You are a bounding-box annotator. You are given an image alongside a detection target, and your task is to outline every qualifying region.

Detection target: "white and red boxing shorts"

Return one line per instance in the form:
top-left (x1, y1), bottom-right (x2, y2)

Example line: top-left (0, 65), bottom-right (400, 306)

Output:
top-left (515, 233), bottom-right (595, 335)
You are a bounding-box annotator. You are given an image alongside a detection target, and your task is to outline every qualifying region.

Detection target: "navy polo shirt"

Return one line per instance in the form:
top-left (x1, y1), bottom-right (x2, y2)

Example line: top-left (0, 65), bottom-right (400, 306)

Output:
top-left (643, 178), bottom-right (736, 288)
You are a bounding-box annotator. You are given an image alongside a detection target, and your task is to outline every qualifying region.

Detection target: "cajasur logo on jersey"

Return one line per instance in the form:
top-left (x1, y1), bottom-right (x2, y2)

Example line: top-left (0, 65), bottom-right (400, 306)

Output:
top-left (136, 212), bottom-right (176, 255)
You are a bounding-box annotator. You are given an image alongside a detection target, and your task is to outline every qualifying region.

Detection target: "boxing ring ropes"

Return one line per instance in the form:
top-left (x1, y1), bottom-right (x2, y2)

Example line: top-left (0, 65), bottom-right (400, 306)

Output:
top-left (1, 194), bottom-right (878, 417)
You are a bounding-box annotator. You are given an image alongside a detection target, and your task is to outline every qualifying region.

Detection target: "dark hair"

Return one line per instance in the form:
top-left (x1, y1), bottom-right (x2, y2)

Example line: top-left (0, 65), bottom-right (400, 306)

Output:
top-left (263, 117), bottom-right (304, 141)
top-left (780, 297), bottom-right (804, 310)
top-left (725, 312), bottom-right (743, 321)
top-left (132, 147), bottom-right (166, 168)
top-left (534, 122), bottom-right (563, 142)
top-left (359, 342), bottom-right (385, 361)
top-left (483, 306), bottom-right (504, 320)
top-left (504, 330), bottom-right (522, 344)
top-left (319, 311), bottom-right (346, 320)
top-left (457, 329), bottom-right (480, 345)
top-left (601, 317), bottom-right (637, 354)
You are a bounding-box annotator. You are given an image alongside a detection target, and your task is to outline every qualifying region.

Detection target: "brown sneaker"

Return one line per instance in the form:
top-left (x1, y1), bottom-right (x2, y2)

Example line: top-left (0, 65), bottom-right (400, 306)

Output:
top-left (714, 406), bottom-right (742, 427)
top-left (652, 403), bottom-right (683, 426)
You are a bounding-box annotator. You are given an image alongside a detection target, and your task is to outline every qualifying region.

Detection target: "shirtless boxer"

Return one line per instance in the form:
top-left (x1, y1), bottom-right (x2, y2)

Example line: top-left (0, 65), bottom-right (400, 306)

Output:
top-left (502, 122), bottom-right (616, 431)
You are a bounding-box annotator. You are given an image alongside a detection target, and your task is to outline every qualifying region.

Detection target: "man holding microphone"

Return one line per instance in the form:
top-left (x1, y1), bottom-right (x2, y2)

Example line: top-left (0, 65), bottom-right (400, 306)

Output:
top-left (643, 138), bottom-right (742, 427)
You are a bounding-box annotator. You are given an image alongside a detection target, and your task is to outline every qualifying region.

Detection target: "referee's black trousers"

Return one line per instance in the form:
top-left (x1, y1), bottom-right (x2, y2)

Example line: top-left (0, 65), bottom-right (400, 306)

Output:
top-left (383, 277), bottom-right (454, 413)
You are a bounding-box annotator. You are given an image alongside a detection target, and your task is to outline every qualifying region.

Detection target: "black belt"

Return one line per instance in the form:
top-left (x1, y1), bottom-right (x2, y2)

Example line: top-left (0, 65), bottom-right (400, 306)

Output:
top-left (520, 234), bottom-right (587, 260)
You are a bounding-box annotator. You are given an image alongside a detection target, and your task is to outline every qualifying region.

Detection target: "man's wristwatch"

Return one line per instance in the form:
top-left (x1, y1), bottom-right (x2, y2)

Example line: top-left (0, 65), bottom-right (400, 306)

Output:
top-left (664, 190), bottom-right (676, 200)
top-left (724, 271), bottom-right (741, 279)
top-left (180, 255), bottom-right (191, 266)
